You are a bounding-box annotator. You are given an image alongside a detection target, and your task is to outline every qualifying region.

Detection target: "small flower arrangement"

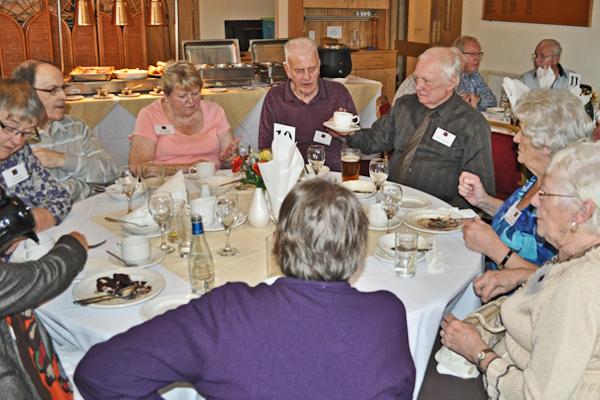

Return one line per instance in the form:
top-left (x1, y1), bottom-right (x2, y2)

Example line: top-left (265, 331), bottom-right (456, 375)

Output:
top-left (231, 148), bottom-right (272, 189)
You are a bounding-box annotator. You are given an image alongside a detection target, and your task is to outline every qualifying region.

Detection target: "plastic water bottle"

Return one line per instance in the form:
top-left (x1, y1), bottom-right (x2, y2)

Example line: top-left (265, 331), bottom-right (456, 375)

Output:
top-left (188, 214), bottom-right (215, 295)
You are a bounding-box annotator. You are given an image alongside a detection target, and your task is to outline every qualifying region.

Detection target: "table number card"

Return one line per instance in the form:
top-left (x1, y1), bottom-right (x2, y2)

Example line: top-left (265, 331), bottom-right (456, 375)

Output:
top-left (273, 123), bottom-right (295, 142)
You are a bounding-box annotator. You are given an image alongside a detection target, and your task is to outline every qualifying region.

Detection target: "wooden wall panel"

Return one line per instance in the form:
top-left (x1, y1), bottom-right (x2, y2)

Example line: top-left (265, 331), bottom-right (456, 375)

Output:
top-left (72, 24), bottom-right (99, 66)
top-left (50, 15), bottom-right (74, 71)
top-left (123, 12), bottom-right (146, 67)
top-left (97, 12), bottom-right (124, 67)
top-left (25, 11), bottom-right (54, 62)
top-left (0, 13), bottom-right (27, 77)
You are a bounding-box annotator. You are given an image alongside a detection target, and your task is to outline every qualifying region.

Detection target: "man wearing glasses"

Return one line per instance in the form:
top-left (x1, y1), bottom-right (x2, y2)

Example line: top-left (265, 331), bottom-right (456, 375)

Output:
top-left (12, 60), bottom-right (117, 201)
top-left (452, 35), bottom-right (497, 111)
top-left (520, 39), bottom-right (578, 90)
top-left (258, 37), bottom-right (357, 172)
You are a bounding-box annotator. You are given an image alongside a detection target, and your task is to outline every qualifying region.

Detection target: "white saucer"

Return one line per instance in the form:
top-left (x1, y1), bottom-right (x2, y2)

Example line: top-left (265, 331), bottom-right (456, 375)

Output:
top-left (373, 247), bottom-right (427, 264)
top-left (368, 215), bottom-right (403, 231)
top-left (121, 224), bottom-right (161, 238)
top-left (205, 88), bottom-right (228, 93)
top-left (93, 94), bottom-right (114, 99)
top-left (204, 214), bottom-right (247, 232)
top-left (140, 293), bottom-right (199, 320)
top-left (66, 95), bottom-right (84, 101)
top-left (400, 195), bottom-right (432, 210)
top-left (323, 120), bottom-right (361, 133)
top-left (107, 249), bottom-right (166, 268)
top-left (105, 183), bottom-right (144, 201)
top-left (118, 92), bottom-right (142, 97)
top-left (148, 91), bottom-right (164, 96)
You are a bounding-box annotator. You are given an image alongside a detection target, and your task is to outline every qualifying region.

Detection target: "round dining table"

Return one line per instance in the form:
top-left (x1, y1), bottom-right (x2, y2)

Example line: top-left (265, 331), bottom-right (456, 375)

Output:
top-left (36, 175), bottom-right (483, 400)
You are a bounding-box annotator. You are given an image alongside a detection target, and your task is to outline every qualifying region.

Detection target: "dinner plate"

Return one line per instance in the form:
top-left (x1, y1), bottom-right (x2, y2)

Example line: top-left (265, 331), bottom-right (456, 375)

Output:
top-left (341, 180), bottom-right (377, 200)
top-left (400, 195), bottom-right (432, 210)
top-left (205, 88), bottom-right (228, 93)
top-left (373, 247), bottom-right (427, 264)
top-left (92, 94), bottom-right (114, 99)
top-left (403, 210), bottom-right (464, 234)
top-left (72, 268), bottom-right (165, 308)
top-left (377, 232), bottom-right (432, 260)
top-left (140, 293), bottom-right (199, 320)
top-left (66, 95), bottom-right (84, 101)
top-left (117, 92), bottom-right (142, 98)
top-left (204, 214), bottom-right (247, 232)
top-left (323, 120), bottom-right (361, 133)
top-left (73, 258), bottom-right (114, 282)
top-left (148, 91), bottom-right (164, 96)
top-left (368, 214), bottom-right (403, 231)
top-left (107, 249), bottom-right (166, 268)
top-left (121, 223), bottom-right (161, 237)
top-left (105, 183), bottom-right (144, 201)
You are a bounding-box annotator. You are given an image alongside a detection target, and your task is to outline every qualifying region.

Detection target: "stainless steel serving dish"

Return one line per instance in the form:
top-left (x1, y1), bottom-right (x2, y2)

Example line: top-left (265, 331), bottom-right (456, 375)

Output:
top-left (66, 78), bottom-right (162, 95)
top-left (183, 39), bottom-right (241, 65)
top-left (194, 63), bottom-right (256, 88)
top-left (249, 39), bottom-right (288, 64)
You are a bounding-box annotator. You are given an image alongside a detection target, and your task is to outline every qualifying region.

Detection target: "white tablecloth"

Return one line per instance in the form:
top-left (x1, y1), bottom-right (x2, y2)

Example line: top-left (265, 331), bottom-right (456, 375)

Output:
top-left (37, 183), bottom-right (481, 399)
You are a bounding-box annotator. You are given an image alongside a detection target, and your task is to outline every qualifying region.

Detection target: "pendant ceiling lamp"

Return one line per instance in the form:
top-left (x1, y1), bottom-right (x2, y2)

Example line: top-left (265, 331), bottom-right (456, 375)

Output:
top-left (146, 0), bottom-right (167, 26)
top-left (111, 0), bottom-right (131, 26)
top-left (74, 0), bottom-right (95, 26)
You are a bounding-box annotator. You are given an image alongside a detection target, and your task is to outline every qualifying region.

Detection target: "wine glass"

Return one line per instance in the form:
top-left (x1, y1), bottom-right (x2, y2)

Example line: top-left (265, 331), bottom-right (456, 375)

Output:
top-left (307, 145), bottom-right (326, 176)
top-left (369, 158), bottom-right (388, 192)
top-left (216, 193), bottom-right (240, 256)
top-left (148, 191), bottom-right (175, 254)
top-left (379, 183), bottom-right (403, 233)
top-left (118, 165), bottom-right (139, 213)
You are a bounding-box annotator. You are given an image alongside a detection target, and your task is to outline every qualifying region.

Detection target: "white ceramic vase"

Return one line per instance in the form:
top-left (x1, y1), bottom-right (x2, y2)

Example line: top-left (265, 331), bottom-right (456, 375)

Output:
top-left (248, 187), bottom-right (270, 228)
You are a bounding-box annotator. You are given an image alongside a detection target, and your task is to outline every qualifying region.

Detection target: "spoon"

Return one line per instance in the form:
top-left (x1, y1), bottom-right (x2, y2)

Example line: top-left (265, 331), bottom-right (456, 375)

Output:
top-left (104, 216), bottom-right (149, 228)
top-left (88, 239), bottom-right (107, 249)
top-left (106, 250), bottom-right (139, 267)
top-left (74, 285), bottom-right (138, 305)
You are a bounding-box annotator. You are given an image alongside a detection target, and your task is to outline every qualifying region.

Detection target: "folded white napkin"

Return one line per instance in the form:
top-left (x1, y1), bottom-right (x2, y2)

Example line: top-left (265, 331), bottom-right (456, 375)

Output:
top-left (536, 66), bottom-right (556, 89)
top-left (425, 240), bottom-right (447, 274)
top-left (502, 78), bottom-right (530, 108)
top-left (435, 346), bottom-right (479, 378)
top-left (123, 171), bottom-right (188, 226)
top-left (568, 85), bottom-right (592, 105)
top-left (259, 134), bottom-right (305, 219)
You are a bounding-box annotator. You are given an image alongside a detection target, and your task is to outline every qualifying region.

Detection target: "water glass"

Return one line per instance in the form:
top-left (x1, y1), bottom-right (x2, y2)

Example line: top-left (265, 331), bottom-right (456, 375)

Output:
top-left (216, 193), bottom-right (240, 256)
top-left (176, 204), bottom-right (192, 258)
top-left (380, 183), bottom-right (403, 233)
top-left (395, 231), bottom-right (418, 279)
top-left (118, 165), bottom-right (139, 213)
top-left (307, 144), bottom-right (326, 176)
top-left (148, 191), bottom-right (175, 254)
top-left (369, 158), bottom-right (388, 191)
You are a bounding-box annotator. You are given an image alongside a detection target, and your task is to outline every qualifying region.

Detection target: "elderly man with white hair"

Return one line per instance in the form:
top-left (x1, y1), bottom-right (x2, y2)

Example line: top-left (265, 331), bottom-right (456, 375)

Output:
top-left (334, 47), bottom-right (495, 207)
top-left (258, 37), bottom-right (357, 172)
top-left (520, 39), bottom-right (579, 90)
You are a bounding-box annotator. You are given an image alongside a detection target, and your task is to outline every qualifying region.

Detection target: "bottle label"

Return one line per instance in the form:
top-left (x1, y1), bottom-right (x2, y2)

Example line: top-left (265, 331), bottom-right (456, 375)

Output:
top-left (192, 221), bottom-right (204, 235)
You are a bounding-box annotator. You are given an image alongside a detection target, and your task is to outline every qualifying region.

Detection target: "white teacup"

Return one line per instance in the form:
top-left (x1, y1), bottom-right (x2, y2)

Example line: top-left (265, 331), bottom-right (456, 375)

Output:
top-left (24, 234), bottom-right (55, 261)
top-left (368, 203), bottom-right (388, 228)
top-left (188, 162), bottom-right (216, 180)
top-left (117, 235), bottom-right (151, 264)
top-left (200, 184), bottom-right (212, 198)
top-left (190, 197), bottom-right (216, 225)
top-left (333, 111), bottom-right (360, 129)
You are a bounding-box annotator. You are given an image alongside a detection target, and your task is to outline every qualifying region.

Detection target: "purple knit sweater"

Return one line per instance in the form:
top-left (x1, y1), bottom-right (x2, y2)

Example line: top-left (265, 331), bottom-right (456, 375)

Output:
top-left (74, 277), bottom-right (415, 399)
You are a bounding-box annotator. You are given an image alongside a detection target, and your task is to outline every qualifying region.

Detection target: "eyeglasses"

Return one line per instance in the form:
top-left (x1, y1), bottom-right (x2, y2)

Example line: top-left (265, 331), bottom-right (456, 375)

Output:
top-left (290, 65), bottom-right (319, 77)
top-left (531, 53), bottom-right (556, 61)
top-left (538, 190), bottom-right (577, 199)
top-left (462, 51), bottom-right (484, 58)
top-left (0, 119), bottom-right (39, 141)
top-left (34, 84), bottom-right (70, 96)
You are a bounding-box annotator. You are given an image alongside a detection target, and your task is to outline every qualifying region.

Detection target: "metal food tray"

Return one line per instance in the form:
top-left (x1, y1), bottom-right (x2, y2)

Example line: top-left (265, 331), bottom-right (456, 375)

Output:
top-left (249, 38), bottom-right (288, 63)
top-left (70, 73), bottom-right (113, 82)
top-left (197, 64), bottom-right (256, 88)
top-left (183, 39), bottom-right (240, 65)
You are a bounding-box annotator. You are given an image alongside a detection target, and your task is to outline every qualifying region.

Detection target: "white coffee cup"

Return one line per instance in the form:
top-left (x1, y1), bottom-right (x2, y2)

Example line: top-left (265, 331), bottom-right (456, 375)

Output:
top-left (333, 111), bottom-right (360, 129)
top-left (190, 197), bottom-right (216, 225)
top-left (188, 162), bottom-right (216, 180)
top-left (117, 235), bottom-right (151, 264)
top-left (200, 184), bottom-right (212, 198)
top-left (368, 203), bottom-right (388, 228)
top-left (24, 234), bottom-right (56, 261)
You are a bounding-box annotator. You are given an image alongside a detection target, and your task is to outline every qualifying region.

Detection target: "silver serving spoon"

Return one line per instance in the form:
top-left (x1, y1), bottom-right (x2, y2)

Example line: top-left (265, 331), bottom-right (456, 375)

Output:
top-left (74, 285), bottom-right (138, 305)
top-left (106, 250), bottom-right (139, 267)
top-left (104, 216), bottom-right (148, 228)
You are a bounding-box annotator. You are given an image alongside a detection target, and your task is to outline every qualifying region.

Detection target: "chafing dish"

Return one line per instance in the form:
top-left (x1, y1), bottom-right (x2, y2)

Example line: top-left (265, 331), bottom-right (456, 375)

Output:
top-left (69, 66), bottom-right (115, 82)
top-left (66, 78), bottom-right (161, 95)
top-left (195, 63), bottom-right (256, 88)
top-left (249, 39), bottom-right (289, 84)
top-left (182, 39), bottom-right (241, 65)
top-left (256, 61), bottom-right (287, 85)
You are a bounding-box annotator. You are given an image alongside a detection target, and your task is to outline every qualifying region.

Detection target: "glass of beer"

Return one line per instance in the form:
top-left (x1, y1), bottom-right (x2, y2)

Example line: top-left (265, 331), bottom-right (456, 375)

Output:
top-left (341, 148), bottom-right (361, 181)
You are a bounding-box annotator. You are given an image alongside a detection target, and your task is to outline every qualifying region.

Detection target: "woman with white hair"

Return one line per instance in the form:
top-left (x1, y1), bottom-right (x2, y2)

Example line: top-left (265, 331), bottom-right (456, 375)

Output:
top-left (458, 89), bottom-right (593, 302)
top-left (75, 179), bottom-right (416, 399)
top-left (440, 140), bottom-right (600, 399)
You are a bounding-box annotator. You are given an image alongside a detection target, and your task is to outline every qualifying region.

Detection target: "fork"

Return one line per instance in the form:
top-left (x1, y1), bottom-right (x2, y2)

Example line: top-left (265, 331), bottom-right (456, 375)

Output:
top-left (104, 217), bottom-right (149, 228)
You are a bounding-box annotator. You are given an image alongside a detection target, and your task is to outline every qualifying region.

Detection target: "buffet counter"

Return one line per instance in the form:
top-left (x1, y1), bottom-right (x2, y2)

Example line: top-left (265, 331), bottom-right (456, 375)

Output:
top-left (66, 76), bottom-right (382, 165)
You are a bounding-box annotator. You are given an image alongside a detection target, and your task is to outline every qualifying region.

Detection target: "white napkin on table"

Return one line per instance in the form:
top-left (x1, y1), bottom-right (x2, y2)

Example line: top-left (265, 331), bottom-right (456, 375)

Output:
top-left (258, 134), bottom-right (305, 219)
top-left (536, 66), bottom-right (556, 89)
top-left (123, 171), bottom-right (188, 226)
top-left (502, 78), bottom-right (530, 108)
top-left (435, 346), bottom-right (479, 378)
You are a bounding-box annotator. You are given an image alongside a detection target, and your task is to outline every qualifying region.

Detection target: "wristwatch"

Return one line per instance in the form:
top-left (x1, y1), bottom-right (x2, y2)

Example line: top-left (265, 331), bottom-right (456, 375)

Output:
top-left (475, 348), bottom-right (495, 372)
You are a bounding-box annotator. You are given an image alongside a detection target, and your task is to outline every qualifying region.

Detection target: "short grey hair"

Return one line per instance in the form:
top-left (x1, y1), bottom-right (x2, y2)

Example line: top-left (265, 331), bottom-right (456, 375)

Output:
top-left (162, 60), bottom-right (202, 95)
top-left (452, 35), bottom-right (480, 51)
top-left (545, 141), bottom-right (600, 235)
top-left (273, 179), bottom-right (368, 281)
top-left (512, 89), bottom-right (593, 154)
top-left (12, 59), bottom-right (54, 86)
top-left (537, 39), bottom-right (562, 56)
top-left (418, 47), bottom-right (461, 81)
top-left (0, 79), bottom-right (45, 124)
top-left (284, 37), bottom-right (318, 63)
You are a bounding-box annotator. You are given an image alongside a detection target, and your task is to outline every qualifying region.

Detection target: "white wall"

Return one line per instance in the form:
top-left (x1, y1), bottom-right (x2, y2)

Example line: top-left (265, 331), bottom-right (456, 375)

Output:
top-left (462, 0), bottom-right (600, 89)
top-left (200, 0), bottom-right (275, 39)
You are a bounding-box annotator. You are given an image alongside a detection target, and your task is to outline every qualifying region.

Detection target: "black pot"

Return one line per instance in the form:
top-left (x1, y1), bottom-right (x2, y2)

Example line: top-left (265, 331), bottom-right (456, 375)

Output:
top-left (318, 46), bottom-right (352, 78)
top-left (0, 187), bottom-right (38, 255)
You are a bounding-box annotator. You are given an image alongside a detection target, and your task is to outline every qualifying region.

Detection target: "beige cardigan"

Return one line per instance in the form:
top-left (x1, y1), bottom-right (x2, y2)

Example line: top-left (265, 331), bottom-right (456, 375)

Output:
top-left (484, 246), bottom-right (600, 399)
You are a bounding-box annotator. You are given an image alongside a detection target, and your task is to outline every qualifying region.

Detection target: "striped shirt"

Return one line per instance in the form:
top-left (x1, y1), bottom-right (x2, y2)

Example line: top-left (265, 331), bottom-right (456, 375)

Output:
top-left (457, 71), bottom-right (498, 111)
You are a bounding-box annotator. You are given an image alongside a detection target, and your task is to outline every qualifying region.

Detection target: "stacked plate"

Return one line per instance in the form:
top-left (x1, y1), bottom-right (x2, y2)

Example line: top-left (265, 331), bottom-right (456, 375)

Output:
top-left (375, 233), bottom-right (433, 264)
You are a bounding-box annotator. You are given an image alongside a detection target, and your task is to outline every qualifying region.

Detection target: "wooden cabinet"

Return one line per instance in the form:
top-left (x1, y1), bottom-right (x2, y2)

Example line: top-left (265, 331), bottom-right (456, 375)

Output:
top-left (351, 50), bottom-right (397, 100)
top-left (304, 0), bottom-right (388, 9)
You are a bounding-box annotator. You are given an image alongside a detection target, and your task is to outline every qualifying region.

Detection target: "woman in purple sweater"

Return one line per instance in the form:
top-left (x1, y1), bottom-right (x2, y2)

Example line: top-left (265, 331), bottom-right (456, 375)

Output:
top-left (74, 179), bottom-right (416, 399)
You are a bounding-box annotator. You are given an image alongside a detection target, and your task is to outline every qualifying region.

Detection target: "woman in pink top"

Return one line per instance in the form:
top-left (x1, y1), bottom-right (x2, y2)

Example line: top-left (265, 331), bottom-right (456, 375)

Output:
top-left (129, 61), bottom-right (237, 168)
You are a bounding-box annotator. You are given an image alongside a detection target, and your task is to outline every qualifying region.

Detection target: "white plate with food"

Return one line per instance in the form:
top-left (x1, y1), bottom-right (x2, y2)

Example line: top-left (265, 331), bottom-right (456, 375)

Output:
top-left (377, 232), bottom-right (432, 261)
top-left (323, 120), bottom-right (361, 133)
top-left (400, 195), bottom-right (432, 210)
top-left (341, 180), bottom-right (377, 200)
top-left (403, 210), bottom-right (466, 234)
top-left (117, 92), bottom-right (142, 98)
top-left (114, 69), bottom-right (149, 80)
top-left (105, 183), bottom-right (145, 201)
top-left (107, 249), bottom-right (166, 268)
top-left (92, 94), bottom-right (114, 99)
top-left (72, 268), bottom-right (165, 308)
top-left (204, 213), bottom-right (247, 232)
top-left (66, 95), bottom-right (85, 101)
top-left (140, 293), bottom-right (199, 320)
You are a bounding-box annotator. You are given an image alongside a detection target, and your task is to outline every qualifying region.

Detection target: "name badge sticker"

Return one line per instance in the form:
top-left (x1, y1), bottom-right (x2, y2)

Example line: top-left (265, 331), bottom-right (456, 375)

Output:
top-left (432, 127), bottom-right (456, 147)
top-left (153, 124), bottom-right (175, 135)
top-left (568, 72), bottom-right (582, 88)
top-left (313, 130), bottom-right (332, 146)
top-left (273, 123), bottom-right (296, 142)
top-left (2, 163), bottom-right (29, 187)
top-left (504, 203), bottom-right (522, 227)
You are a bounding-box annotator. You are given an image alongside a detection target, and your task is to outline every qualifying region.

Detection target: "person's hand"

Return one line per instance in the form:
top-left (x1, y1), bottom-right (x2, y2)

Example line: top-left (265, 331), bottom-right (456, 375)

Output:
top-left (32, 148), bottom-right (65, 168)
top-left (440, 314), bottom-right (488, 363)
top-left (68, 231), bottom-right (89, 250)
top-left (458, 171), bottom-right (488, 207)
top-left (459, 92), bottom-right (480, 109)
top-left (218, 137), bottom-right (241, 162)
top-left (462, 219), bottom-right (505, 258)
top-left (473, 269), bottom-right (531, 303)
